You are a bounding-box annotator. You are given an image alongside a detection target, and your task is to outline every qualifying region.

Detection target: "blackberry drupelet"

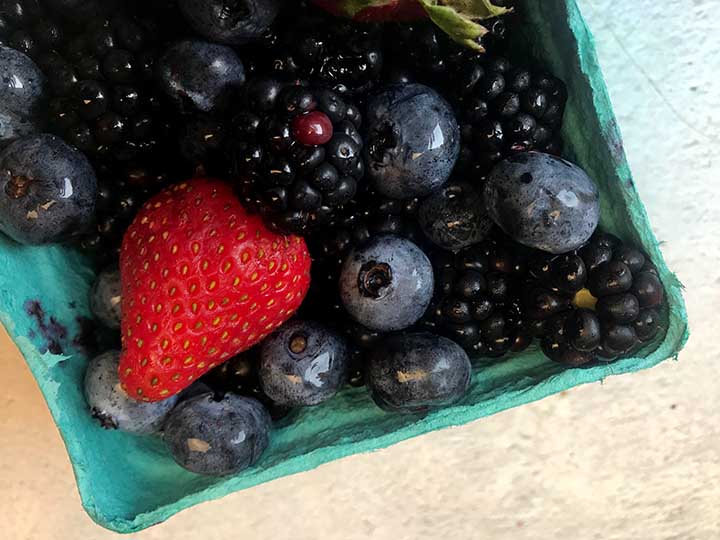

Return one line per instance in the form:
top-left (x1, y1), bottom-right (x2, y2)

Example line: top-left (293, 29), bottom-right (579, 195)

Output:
top-left (227, 80), bottom-right (365, 235)
top-left (524, 232), bottom-right (666, 366)
top-left (424, 230), bottom-right (533, 357)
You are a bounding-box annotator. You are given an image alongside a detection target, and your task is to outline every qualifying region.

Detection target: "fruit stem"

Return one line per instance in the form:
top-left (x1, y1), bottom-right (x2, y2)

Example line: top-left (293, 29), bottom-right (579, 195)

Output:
top-left (358, 261), bottom-right (393, 298)
top-left (5, 174), bottom-right (31, 199)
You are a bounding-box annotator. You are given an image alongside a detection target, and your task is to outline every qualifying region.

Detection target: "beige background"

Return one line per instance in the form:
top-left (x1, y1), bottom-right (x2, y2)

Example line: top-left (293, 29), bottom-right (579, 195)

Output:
top-left (3, 1), bottom-right (719, 538)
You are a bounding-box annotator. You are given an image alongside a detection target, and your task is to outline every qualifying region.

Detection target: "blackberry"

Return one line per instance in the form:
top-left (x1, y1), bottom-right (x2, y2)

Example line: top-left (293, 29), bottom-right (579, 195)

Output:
top-left (452, 59), bottom-right (567, 178)
top-left (245, 6), bottom-right (384, 97)
top-left (525, 232), bottom-right (666, 366)
top-left (227, 80), bottom-right (365, 235)
top-left (384, 19), bottom-right (508, 84)
top-left (424, 230), bottom-right (533, 357)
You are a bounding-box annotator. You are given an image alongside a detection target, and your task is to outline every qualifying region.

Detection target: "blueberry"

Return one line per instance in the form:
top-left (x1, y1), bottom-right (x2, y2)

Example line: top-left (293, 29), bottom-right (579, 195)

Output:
top-left (84, 351), bottom-right (179, 434)
top-left (366, 332), bottom-right (471, 413)
top-left (259, 320), bottom-right (350, 407)
top-left (339, 235), bottom-right (434, 332)
top-left (157, 40), bottom-right (245, 113)
top-left (90, 265), bottom-right (122, 330)
top-left (0, 45), bottom-right (45, 148)
top-left (418, 181), bottom-right (493, 252)
top-left (365, 84), bottom-right (460, 199)
top-left (163, 393), bottom-right (271, 476)
top-left (0, 134), bottom-right (97, 244)
top-left (484, 152), bottom-right (600, 254)
top-left (178, 0), bottom-right (281, 45)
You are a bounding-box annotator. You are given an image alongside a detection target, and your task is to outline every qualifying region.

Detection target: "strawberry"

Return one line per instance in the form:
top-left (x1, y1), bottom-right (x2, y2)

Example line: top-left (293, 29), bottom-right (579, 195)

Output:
top-left (311, 0), bottom-right (428, 22)
top-left (311, 0), bottom-right (512, 52)
top-left (118, 178), bottom-right (311, 402)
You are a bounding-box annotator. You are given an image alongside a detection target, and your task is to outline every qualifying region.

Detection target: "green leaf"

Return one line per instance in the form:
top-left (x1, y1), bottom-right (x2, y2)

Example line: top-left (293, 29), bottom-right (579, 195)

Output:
top-left (417, 0), bottom-right (512, 52)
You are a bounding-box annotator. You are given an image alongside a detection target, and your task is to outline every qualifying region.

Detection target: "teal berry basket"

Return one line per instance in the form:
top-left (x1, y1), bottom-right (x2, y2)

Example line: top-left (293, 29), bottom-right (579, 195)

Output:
top-left (0, 0), bottom-right (689, 533)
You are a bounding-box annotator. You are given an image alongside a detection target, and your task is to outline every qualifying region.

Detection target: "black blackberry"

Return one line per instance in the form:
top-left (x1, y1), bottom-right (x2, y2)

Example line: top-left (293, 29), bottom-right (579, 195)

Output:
top-left (383, 18), bottom-right (509, 85)
top-left (524, 232), bottom-right (666, 366)
top-left (227, 80), bottom-right (365, 235)
top-left (245, 6), bottom-right (384, 97)
top-left (452, 58), bottom-right (567, 178)
top-left (424, 231), bottom-right (533, 357)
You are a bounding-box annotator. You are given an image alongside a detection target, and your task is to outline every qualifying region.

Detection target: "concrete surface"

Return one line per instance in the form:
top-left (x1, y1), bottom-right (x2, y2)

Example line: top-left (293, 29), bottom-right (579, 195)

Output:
top-left (2, 1), bottom-right (719, 538)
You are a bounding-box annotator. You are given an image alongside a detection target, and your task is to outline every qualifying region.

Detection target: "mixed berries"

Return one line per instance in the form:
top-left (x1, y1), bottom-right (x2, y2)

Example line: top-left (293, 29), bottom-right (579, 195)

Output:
top-left (1, 0), bottom-right (668, 478)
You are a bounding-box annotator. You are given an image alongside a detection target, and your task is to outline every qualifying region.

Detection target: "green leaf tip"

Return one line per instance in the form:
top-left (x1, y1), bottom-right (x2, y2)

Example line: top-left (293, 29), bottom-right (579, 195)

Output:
top-left (417, 0), bottom-right (513, 52)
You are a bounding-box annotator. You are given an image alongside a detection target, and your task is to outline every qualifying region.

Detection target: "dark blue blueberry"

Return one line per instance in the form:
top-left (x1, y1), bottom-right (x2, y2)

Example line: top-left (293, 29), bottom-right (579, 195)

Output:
top-left (0, 45), bottom-right (45, 148)
top-left (89, 265), bottom-right (122, 330)
top-left (365, 84), bottom-right (459, 198)
top-left (484, 152), bottom-right (600, 254)
top-left (84, 351), bottom-right (179, 434)
top-left (0, 134), bottom-right (97, 244)
top-left (156, 40), bottom-right (245, 113)
top-left (366, 332), bottom-right (472, 413)
top-left (259, 320), bottom-right (350, 407)
top-left (178, 0), bottom-right (281, 45)
top-left (418, 181), bottom-right (493, 252)
top-left (163, 393), bottom-right (271, 476)
top-left (339, 235), bottom-right (434, 332)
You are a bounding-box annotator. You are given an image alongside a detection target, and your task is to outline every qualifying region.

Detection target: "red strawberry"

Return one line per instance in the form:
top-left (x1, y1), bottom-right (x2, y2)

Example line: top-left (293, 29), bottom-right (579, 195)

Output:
top-left (312, 1), bottom-right (512, 52)
top-left (118, 178), bottom-right (311, 402)
top-left (311, 0), bottom-right (427, 22)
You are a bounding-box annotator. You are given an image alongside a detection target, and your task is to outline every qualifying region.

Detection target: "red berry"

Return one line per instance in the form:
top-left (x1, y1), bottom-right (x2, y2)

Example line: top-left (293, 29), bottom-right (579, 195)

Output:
top-left (292, 111), bottom-right (334, 146)
top-left (118, 178), bottom-right (311, 402)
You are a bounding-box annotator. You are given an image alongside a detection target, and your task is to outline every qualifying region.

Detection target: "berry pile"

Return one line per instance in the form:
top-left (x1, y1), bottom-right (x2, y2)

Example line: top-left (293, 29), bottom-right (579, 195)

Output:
top-left (0, 0), bottom-right (669, 478)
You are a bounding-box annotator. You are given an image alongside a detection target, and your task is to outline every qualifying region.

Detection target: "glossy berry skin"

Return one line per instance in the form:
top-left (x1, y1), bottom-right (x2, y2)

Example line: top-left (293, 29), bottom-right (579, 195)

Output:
top-left (156, 40), bottom-right (246, 113)
top-left (163, 393), bottom-right (271, 476)
top-left (634, 308), bottom-right (662, 342)
top-left (631, 271), bottom-right (665, 308)
top-left (484, 152), bottom-right (600, 254)
top-left (0, 45), bottom-right (45, 147)
top-left (339, 235), bottom-right (433, 332)
top-left (366, 332), bottom-right (471, 413)
top-left (0, 134), bottom-right (97, 244)
top-left (364, 83), bottom-right (460, 198)
top-left (564, 309), bottom-right (601, 352)
top-left (418, 181), bottom-right (493, 252)
top-left (259, 320), bottom-right (349, 406)
top-left (119, 178), bottom-right (311, 402)
top-left (178, 0), bottom-right (281, 45)
top-left (587, 260), bottom-right (633, 297)
top-left (90, 265), bottom-right (122, 330)
top-left (292, 111), bottom-right (334, 146)
top-left (84, 351), bottom-right (179, 434)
